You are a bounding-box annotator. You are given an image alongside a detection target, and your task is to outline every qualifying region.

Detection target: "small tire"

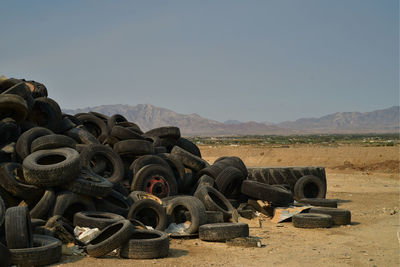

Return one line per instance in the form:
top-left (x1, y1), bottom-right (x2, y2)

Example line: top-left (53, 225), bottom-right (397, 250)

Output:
top-left (127, 199), bottom-right (167, 231)
top-left (73, 211), bottom-right (125, 230)
top-left (199, 223), bottom-right (249, 242)
top-left (86, 220), bottom-right (135, 258)
top-left (23, 148), bottom-right (80, 187)
top-left (294, 175), bottom-right (327, 200)
top-left (120, 229), bottom-right (169, 259)
top-left (308, 207), bottom-right (351, 225)
top-left (5, 206), bottom-right (33, 249)
top-left (292, 213), bottom-right (333, 228)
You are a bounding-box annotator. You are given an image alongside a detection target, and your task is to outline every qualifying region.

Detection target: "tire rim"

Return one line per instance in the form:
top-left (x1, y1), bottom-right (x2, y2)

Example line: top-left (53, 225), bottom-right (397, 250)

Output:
top-left (145, 176), bottom-right (169, 198)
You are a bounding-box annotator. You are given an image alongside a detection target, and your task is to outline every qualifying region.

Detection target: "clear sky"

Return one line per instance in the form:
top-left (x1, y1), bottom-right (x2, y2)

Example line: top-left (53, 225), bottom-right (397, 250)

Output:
top-left (0, 0), bottom-right (398, 123)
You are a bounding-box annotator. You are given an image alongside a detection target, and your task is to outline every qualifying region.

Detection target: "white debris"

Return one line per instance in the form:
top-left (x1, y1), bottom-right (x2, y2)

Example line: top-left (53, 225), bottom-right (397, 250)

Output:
top-left (165, 222), bottom-right (190, 234)
top-left (73, 226), bottom-right (101, 244)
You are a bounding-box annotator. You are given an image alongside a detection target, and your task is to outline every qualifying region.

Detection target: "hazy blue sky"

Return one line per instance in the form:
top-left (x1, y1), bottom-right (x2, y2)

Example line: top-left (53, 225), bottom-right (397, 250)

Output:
top-left (0, 0), bottom-right (398, 123)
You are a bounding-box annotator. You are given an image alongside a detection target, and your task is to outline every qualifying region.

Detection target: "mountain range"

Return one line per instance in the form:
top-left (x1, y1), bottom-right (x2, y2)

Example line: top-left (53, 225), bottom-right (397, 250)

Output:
top-left (63, 105), bottom-right (399, 136)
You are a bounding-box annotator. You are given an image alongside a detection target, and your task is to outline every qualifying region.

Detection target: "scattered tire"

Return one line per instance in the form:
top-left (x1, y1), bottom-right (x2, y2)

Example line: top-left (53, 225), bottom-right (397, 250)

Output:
top-left (0, 94), bottom-right (28, 123)
top-left (143, 126), bottom-right (181, 139)
top-left (95, 189), bottom-right (131, 217)
top-left (16, 127), bottom-right (53, 160)
top-left (127, 199), bottom-right (167, 231)
top-left (199, 223), bottom-right (249, 242)
top-left (194, 185), bottom-right (235, 222)
top-left (131, 164), bottom-right (178, 198)
top-left (64, 127), bottom-right (100, 145)
top-left (120, 229), bottom-right (169, 259)
top-left (5, 206), bottom-right (33, 249)
top-left (73, 211), bottom-right (125, 230)
top-left (80, 144), bottom-right (124, 184)
top-left (0, 118), bottom-right (20, 146)
top-left (205, 211), bottom-right (224, 224)
top-left (157, 153), bottom-right (186, 192)
top-left (114, 139), bottom-right (154, 156)
top-left (294, 175), bottom-right (327, 200)
top-left (52, 191), bottom-right (96, 223)
top-left (86, 220), bottom-right (135, 258)
top-left (128, 191), bottom-right (163, 205)
top-left (241, 180), bottom-right (294, 206)
top-left (111, 126), bottom-right (145, 141)
top-left (166, 196), bottom-right (207, 234)
top-left (22, 147), bottom-right (80, 187)
top-left (9, 234), bottom-right (62, 266)
top-left (75, 113), bottom-right (109, 139)
top-left (215, 167), bottom-right (244, 199)
top-left (292, 213), bottom-right (333, 228)
top-left (171, 146), bottom-right (207, 172)
top-left (130, 155), bottom-right (171, 177)
top-left (28, 97), bottom-right (62, 132)
top-left (176, 138), bottom-right (201, 157)
top-left (30, 134), bottom-right (76, 152)
top-left (308, 207), bottom-right (351, 225)
top-left (298, 198), bottom-right (338, 208)
top-left (30, 189), bottom-right (56, 220)
top-left (107, 114), bottom-right (128, 129)
top-left (196, 174), bottom-right (215, 189)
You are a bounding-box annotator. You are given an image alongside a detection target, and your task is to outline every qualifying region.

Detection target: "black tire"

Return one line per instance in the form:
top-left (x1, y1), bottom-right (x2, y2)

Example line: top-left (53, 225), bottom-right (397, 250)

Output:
top-left (80, 144), bottom-right (124, 184)
top-left (25, 80), bottom-right (48, 98)
top-left (238, 209), bottom-right (255, 219)
top-left (22, 148), bottom-right (80, 187)
top-left (120, 229), bottom-right (169, 259)
top-left (58, 117), bottom-right (76, 133)
top-left (2, 82), bottom-right (34, 109)
top-left (52, 191), bottom-right (96, 223)
top-left (0, 94), bottom-right (28, 123)
top-left (194, 185), bottom-right (235, 222)
top-left (241, 180), bottom-right (294, 206)
top-left (205, 211), bottom-right (224, 223)
top-left (114, 140), bottom-right (154, 156)
top-left (176, 138), bottom-right (201, 157)
top-left (127, 199), bottom-right (167, 231)
top-left (87, 220), bottom-right (135, 258)
top-left (0, 186), bottom-right (19, 209)
top-left (9, 235), bottom-right (62, 266)
top-left (110, 126), bottom-right (144, 141)
top-left (154, 146), bottom-right (167, 154)
top-left (308, 207), bottom-right (351, 225)
top-left (196, 165), bottom-right (222, 180)
top-left (298, 198), bottom-right (338, 208)
top-left (152, 137), bottom-right (177, 152)
top-left (196, 174), bottom-right (215, 189)
top-left (64, 127), bottom-right (100, 145)
top-left (294, 175), bottom-right (327, 200)
top-left (75, 113), bottom-right (109, 139)
top-left (157, 153), bottom-right (186, 193)
top-left (166, 196), bottom-right (207, 234)
top-left (16, 127), bottom-right (53, 160)
top-left (28, 97), bottom-right (62, 132)
top-left (215, 167), bottom-right (244, 199)
top-left (5, 206), bottom-right (33, 249)
top-left (73, 211), bottom-right (125, 229)
top-left (31, 218), bottom-right (46, 230)
top-left (0, 162), bottom-right (43, 200)
top-left (30, 134), bottom-right (76, 153)
top-left (171, 146), bottom-right (207, 172)
top-left (29, 189), bottom-right (56, 220)
top-left (95, 189), bottom-right (131, 217)
top-left (0, 242), bottom-right (11, 267)
top-left (143, 126), bottom-right (181, 139)
top-left (0, 118), bottom-right (20, 146)
top-left (128, 191), bottom-right (163, 205)
top-left (63, 168), bottom-right (113, 198)
top-left (292, 213), bottom-right (333, 228)
top-left (199, 223), bottom-right (249, 241)
top-left (107, 114), bottom-right (128, 129)
top-left (130, 155), bottom-right (171, 177)
top-left (89, 111), bottom-right (110, 124)
top-left (132, 164), bottom-right (178, 198)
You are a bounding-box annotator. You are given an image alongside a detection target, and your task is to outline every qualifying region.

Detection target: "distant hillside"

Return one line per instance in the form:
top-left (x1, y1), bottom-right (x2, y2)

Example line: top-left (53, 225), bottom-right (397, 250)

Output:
top-left (63, 105), bottom-right (399, 135)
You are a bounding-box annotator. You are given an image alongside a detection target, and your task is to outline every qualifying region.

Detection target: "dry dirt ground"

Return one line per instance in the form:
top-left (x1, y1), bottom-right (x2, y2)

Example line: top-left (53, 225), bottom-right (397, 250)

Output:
top-left (58, 145), bottom-right (399, 267)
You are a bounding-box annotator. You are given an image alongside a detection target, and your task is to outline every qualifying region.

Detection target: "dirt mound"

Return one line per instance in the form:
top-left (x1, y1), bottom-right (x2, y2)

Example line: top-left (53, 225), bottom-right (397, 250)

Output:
top-left (332, 160), bottom-right (400, 173)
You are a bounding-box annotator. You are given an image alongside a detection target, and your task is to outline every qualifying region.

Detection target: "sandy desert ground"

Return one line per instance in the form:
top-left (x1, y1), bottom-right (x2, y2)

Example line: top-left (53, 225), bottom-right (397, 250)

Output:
top-left (58, 144), bottom-right (399, 267)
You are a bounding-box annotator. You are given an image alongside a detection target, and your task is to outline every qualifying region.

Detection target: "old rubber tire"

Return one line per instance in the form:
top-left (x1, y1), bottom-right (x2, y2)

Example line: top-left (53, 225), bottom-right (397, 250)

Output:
top-left (294, 175), bottom-right (327, 200)
top-left (52, 191), bottom-right (96, 223)
top-left (0, 94), bottom-right (28, 123)
top-left (128, 191), bottom-right (163, 205)
top-left (130, 155), bottom-right (171, 177)
top-left (157, 153), bottom-right (186, 193)
top-left (29, 189), bottom-right (56, 220)
top-left (16, 127), bottom-right (53, 160)
top-left (63, 168), bottom-right (113, 198)
top-left (64, 127), bottom-right (100, 145)
top-left (205, 211), bottom-right (224, 223)
top-left (241, 180), bottom-right (294, 206)
top-left (171, 146), bottom-right (207, 172)
top-left (0, 118), bottom-right (20, 146)
top-left (215, 167), bottom-right (244, 199)
top-left (73, 211), bottom-right (125, 230)
top-left (30, 134), bottom-right (76, 152)
top-left (199, 223), bottom-right (249, 241)
top-left (110, 126), bottom-right (144, 141)
top-left (143, 127), bottom-right (181, 139)
top-left (166, 196), bottom-right (207, 234)
top-left (0, 162), bottom-right (43, 200)
top-left (28, 97), bottom-right (62, 132)
top-left (176, 138), bottom-right (201, 157)
top-left (86, 220), bottom-right (135, 258)
top-left (308, 207), bottom-right (351, 225)
top-left (107, 114), bottom-right (128, 129)
top-left (131, 164), bottom-right (178, 198)
top-left (5, 206), bottom-right (33, 249)
top-left (75, 113), bottom-right (109, 139)
top-left (298, 198), bottom-right (338, 208)
top-left (80, 144), bottom-right (124, 184)
top-left (292, 213), bottom-right (333, 228)
top-left (127, 199), bottom-right (167, 231)
top-left (9, 235), bottom-right (62, 266)
top-left (95, 190), bottom-right (131, 217)
top-left (194, 185), bottom-right (235, 222)
top-left (22, 148), bottom-right (80, 187)
top-left (120, 229), bottom-right (169, 259)
top-left (114, 140), bottom-right (154, 156)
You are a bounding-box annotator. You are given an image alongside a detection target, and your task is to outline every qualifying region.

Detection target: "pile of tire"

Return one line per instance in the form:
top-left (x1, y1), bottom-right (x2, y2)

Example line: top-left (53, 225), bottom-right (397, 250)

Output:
top-left (0, 77), bottom-right (296, 264)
